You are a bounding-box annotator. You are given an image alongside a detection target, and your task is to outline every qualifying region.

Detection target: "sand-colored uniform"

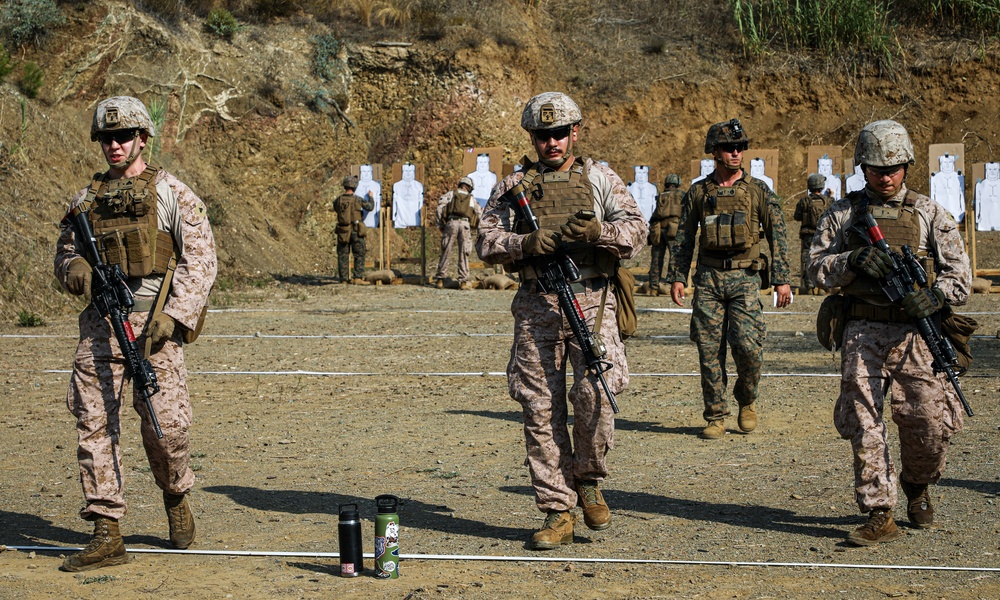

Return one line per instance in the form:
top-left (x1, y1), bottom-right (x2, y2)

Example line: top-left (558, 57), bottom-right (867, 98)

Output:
top-left (476, 157), bottom-right (647, 512)
top-left (808, 184), bottom-right (971, 513)
top-left (666, 170), bottom-right (791, 421)
top-left (435, 189), bottom-right (483, 283)
top-left (54, 169), bottom-right (217, 521)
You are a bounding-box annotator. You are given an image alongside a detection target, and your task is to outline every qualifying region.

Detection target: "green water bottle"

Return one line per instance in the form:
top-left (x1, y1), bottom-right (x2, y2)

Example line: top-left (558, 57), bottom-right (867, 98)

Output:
top-left (374, 494), bottom-right (400, 579)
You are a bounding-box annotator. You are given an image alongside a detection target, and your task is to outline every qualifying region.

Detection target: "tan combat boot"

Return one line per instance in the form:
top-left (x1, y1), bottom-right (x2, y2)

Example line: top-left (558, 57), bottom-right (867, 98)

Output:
top-left (847, 508), bottom-right (902, 546)
top-left (531, 511), bottom-right (577, 550)
top-left (60, 517), bottom-right (127, 572)
top-left (164, 492), bottom-right (196, 549)
top-left (737, 403), bottom-right (758, 432)
top-left (576, 481), bottom-right (611, 531)
top-left (351, 278), bottom-right (371, 286)
top-left (901, 479), bottom-right (934, 528)
top-left (459, 281), bottom-right (475, 290)
top-left (435, 278), bottom-right (445, 289)
top-left (700, 419), bottom-right (725, 439)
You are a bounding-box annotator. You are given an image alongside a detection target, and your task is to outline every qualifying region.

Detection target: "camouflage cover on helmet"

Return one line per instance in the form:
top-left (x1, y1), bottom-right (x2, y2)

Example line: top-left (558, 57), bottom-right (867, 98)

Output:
top-left (521, 92), bottom-right (582, 131)
top-left (704, 118), bottom-right (750, 153)
top-left (664, 173), bottom-right (681, 186)
top-left (343, 175), bottom-right (359, 189)
top-left (458, 176), bottom-right (474, 190)
top-left (854, 119), bottom-right (915, 167)
top-left (807, 173), bottom-right (826, 191)
top-left (91, 96), bottom-right (155, 142)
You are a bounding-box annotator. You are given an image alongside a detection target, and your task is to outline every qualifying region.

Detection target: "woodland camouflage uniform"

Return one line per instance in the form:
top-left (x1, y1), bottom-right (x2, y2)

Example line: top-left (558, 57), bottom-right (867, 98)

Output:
top-left (647, 178), bottom-right (684, 291)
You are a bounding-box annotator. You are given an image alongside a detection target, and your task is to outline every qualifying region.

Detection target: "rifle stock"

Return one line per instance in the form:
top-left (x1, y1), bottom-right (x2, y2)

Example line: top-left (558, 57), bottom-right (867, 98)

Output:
top-left (63, 205), bottom-right (165, 438)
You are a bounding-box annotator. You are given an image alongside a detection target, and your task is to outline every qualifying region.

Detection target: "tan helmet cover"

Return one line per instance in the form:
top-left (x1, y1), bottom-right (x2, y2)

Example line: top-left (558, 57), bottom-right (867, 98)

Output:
top-left (704, 118), bottom-right (750, 153)
top-left (458, 176), bottom-right (474, 190)
top-left (854, 120), bottom-right (915, 168)
top-left (807, 173), bottom-right (826, 191)
top-left (521, 92), bottom-right (582, 131)
top-left (91, 96), bottom-right (155, 142)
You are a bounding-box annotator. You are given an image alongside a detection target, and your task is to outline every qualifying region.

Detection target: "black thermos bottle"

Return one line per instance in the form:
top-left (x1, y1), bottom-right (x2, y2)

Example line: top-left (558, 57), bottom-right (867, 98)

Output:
top-left (338, 503), bottom-right (364, 577)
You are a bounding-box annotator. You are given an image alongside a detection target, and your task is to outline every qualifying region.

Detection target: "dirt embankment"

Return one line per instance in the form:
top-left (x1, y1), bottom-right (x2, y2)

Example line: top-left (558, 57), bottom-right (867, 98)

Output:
top-left (1, 0), bottom-right (999, 321)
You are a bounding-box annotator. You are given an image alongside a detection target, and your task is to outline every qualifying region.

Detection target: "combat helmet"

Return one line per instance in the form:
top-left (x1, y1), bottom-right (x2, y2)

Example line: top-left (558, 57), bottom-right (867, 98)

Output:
top-left (343, 175), bottom-right (359, 189)
top-left (521, 92), bottom-right (582, 131)
top-left (664, 173), bottom-right (681, 187)
top-left (458, 176), bottom-right (474, 190)
top-left (704, 118), bottom-right (749, 154)
top-left (91, 96), bottom-right (155, 142)
top-left (807, 173), bottom-right (826, 191)
top-left (854, 120), bottom-right (915, 168)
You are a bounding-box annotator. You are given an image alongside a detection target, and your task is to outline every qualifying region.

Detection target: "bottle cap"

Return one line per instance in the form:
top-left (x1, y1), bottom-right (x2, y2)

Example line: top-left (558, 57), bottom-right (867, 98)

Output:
top-left (375, 494), bottom-right (398, 513)
top-left (339, 503), bottom-right (359, 520)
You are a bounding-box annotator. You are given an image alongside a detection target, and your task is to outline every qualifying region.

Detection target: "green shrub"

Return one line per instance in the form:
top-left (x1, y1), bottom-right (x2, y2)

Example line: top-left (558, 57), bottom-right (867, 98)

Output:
top-left (0, 44), bottom-right (13, 80)
top-left (0, 0), bottom-right (66, 47)
top-left (206, 8), bottom-right (241, 39)
top-left (310, 34), bottom-right (342, 82)
top-left (19, 61), bottom-right (43, 98)
top-left (147, 96), bottom-right (167, 159)
top-left (17, 309), bottom-right (44, 327)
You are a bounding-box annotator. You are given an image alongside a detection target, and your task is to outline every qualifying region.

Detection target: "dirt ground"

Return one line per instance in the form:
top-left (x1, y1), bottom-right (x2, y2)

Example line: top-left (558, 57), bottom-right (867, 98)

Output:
top-left (2, 278), bottom-right (1000, 599)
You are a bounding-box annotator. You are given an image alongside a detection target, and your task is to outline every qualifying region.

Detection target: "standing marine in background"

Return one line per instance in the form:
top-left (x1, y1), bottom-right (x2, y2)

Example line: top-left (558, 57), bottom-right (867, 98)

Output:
top-left (54, 96), bottom-right (217, 571)
top-left (794, 173), bottom-right (833, 294)
top-left (333, 175), bottom-right (374, 285)
top-left (435, 176), bottom-right (483, 289)
top-left (476, 92), bottom-right (646, 550)
top-left (808, 120), bottom-right (971, 545)
top-left (667, 119), bottom-right (792, 439)
top-left (646, 173), bottom-right (685, 295)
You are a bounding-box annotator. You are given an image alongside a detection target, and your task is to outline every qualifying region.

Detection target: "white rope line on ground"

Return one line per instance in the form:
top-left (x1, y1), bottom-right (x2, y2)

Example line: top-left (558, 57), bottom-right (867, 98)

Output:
top-left (5, 545), bottom-right (999, 572)
top-left (29, 369), bottom-right (840, 378)
top-left (206, 307), bottom-right (1000, 316)
top-left (5, 333), bottom-right (999, 341)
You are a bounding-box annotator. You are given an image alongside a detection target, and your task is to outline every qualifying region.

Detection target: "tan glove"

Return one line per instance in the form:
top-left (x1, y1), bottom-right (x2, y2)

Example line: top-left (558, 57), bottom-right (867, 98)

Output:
top-left (146, 313), bottom-right (176, 346)
top-left (65, 258), bottom-right (91, 296)
top-left (522, 229), bottom-right (562, 255)
top-left (560, 211), bottom-right (601, 242)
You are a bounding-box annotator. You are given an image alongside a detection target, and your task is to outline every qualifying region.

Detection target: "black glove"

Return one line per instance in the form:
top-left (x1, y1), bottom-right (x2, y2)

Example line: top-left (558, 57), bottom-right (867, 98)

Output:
top-left (522, 229), bottom-right (561, 255)
top-left (65, 258), bottom-right (91, 296)
top-left (902, 287), bottom-right (946, 320)
top-left (848, 247), bottom-right (893, 279)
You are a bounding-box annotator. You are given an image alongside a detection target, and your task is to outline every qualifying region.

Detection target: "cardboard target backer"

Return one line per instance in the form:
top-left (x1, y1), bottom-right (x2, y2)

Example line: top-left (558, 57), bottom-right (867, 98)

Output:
top-left (743, 149), bottom-right (779, 193)
top-left (807, 146), bottom-right (844, 175)
top-left (928, 143), bottom-right (965, 177)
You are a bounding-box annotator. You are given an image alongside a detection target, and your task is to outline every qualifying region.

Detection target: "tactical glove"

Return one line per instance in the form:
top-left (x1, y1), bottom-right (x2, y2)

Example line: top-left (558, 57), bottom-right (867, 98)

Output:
top-left (902, 287), bottom-right (946, 320)
top-left (65, 258), bottom-right (91, 296)
top-left (146, 313), bottom-right (176, 346)
top-left (522, 229), bottom-right (562, 255)
top-left (560, 211), bottom-right (601, 243)
top-left (848, 247), bottom-right (893, 280)
top-left (648, 222), bottom-right (662, 247)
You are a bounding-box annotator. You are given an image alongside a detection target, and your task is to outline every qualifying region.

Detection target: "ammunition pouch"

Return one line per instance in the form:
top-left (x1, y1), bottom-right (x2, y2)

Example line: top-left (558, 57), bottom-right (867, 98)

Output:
top-left (816, 294), bottom-right (849, 351)
top-left (612, 264), bottom-right (638, 339)
top-left (183, 305), bottom-right (208, 344)
top-left (941, 308), bottom-right (978, 374)
top-left (336, 224), bottom-right (352, 244)
top-left (664, 218), bottom-right (680, 240)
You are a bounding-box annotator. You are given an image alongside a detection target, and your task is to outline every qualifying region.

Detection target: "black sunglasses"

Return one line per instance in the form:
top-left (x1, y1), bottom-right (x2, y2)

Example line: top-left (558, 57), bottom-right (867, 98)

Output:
top-left (98, 129), bottom-right (138, 145)
top-left (718, 142), bottom-right (748, 153)
top-left (533, 125), bottom-right (573, 141)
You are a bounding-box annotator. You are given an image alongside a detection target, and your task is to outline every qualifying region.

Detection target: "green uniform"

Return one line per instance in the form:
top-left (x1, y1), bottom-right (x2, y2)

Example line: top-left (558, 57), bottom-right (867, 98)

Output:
top-left (666, 170), bottom-right (791, 421)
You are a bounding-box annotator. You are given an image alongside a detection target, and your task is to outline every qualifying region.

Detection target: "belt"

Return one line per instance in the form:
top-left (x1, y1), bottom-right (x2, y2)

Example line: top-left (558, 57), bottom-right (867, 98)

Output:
top-left (521, 276), bottom-right (608, 295)
top-left (698, 255), bottom-right (757, 270)
top-left (846, 301), bottom-right (913, 323)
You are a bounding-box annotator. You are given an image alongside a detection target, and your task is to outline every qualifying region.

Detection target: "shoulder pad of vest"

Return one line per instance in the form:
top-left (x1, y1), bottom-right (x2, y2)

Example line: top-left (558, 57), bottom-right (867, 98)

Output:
top-left (903, 189), bottom-right (919, 206)
top-left (846, 190), bottom-right (868, 208)
top-left (744, 175), bottom-right (773, 196)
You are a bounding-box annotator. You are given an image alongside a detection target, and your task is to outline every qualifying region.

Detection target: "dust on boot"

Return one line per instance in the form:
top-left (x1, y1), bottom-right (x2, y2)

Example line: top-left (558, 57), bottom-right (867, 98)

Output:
top-left (576, 480), bottom-right (611, 531)
top-left (700, 419), bottom-right (725, 439)
top-left (164, 492), bottom-right (196, 549)
top-left (531, 511), bottom-right (577, 550)
top-left (737, 402), bottom-right (757, 432)
top-left (847, 508), bottom-right (902, 546)
top-left (60, 517), bottom-right (127, 572)
top-left (901, 479), bottom-right (934, 528)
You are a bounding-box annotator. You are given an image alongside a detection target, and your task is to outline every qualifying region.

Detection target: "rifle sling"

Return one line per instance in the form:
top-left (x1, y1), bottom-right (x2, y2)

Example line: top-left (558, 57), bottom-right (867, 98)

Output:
top-left (143, 255), bottom-right (177, 359)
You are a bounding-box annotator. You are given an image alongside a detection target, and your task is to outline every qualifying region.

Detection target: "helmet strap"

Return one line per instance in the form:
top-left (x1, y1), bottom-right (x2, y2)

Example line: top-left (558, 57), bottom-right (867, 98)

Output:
top-left (106, 130), bottom-right (143, 170)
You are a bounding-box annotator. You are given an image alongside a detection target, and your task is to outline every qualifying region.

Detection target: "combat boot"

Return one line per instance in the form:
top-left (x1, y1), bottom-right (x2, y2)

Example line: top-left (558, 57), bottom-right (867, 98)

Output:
top-left (901, 479), bottom-right (934, 528)
top-left (531, 511), bottom-right (577, 550)
top-left (459, 281), bottom-right (474, 290)
top-left (647, 283), bottom-right (659, 296)
top-left (351, 278), bottom-right (371, 286)
top-left (847, 508), bottom-right (902, 546)
top-left (576, 481), bottom-right (611, 531)
top-left (435, 278), bottom-right (445, 289)
top-left (60, 517), bottom-right (127, 572)
top-left (164, 492), bottom-right (196, 549)
top-left (700, 419), bottom-right (725, 439)
top-left (737, 403), bottom-right (758, 432)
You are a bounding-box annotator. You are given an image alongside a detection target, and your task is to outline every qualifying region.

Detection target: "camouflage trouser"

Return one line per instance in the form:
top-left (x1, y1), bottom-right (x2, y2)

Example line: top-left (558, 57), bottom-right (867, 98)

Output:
top-left (799, 236), bottom-right (814, 289)
top-left (435, 219), bottom-right (472, 282)
top-left (67, 304), bottom-right (194, 521)
top-left (337, 233), bottom-right (367, 281)
top-left (647, 241), bottom-right (669, 287)
top-left (835, 319), bottom-right (964, 513)
top-left (507, 279), bottom-right (628, 513)
top-left (690, 266), bottom-right (765, 421)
